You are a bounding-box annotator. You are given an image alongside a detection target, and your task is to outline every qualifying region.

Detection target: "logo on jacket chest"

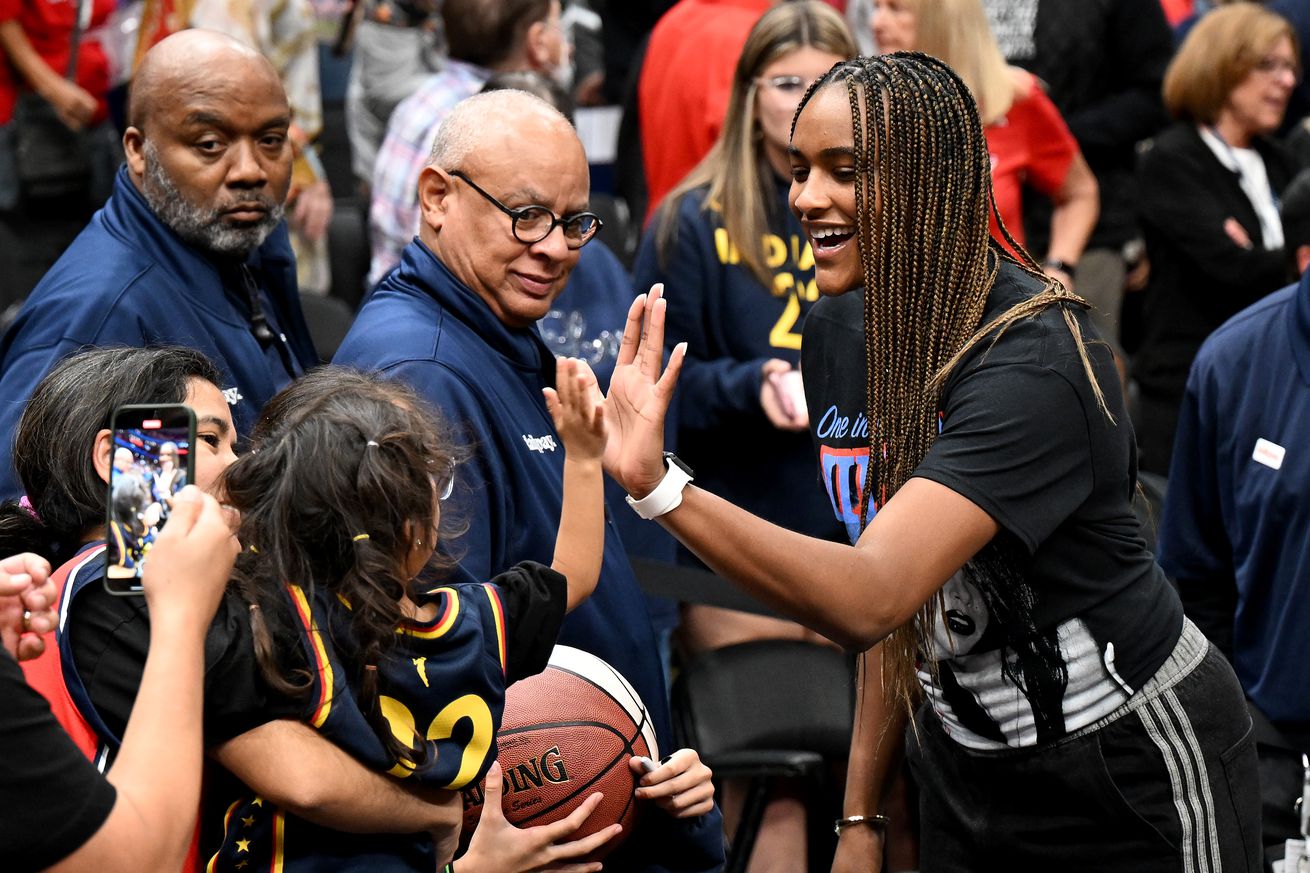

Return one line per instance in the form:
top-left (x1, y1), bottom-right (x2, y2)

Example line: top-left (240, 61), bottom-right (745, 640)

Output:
top-left (522, 434), bottom-right (558, 453)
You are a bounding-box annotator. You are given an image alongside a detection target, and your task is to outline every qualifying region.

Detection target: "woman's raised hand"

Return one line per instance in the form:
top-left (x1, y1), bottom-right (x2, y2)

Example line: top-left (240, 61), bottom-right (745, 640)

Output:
top-left (140, 486), bottom-right (239, 635)
top-left (602, 285), bottom-right (686, 499)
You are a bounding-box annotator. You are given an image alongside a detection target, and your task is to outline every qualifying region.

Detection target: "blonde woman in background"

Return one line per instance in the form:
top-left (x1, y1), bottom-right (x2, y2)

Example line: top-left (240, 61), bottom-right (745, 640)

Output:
top-left (872, 0), bottom-right (1098, 294)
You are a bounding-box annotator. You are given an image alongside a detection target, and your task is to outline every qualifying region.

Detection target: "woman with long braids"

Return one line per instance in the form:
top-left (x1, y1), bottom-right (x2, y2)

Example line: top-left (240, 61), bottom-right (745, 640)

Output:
top-left (634, 6), bottom-right (856, 865)
top-left (604, 53), bottom-right (1260, 872)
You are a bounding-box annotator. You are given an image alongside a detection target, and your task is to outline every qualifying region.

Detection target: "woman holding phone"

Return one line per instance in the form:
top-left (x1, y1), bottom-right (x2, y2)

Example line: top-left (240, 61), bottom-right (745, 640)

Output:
top-left (0, 348), bottom-right (697, 871)
top-left (1, 488), bottom-right (239, 873)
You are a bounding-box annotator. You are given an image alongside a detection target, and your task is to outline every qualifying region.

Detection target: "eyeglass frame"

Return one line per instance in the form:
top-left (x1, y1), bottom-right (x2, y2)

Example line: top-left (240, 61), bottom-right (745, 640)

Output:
top-left (1252, 54), bottom-right (1301, 80)
top-left (754, 74), bottom-right (819, 95)
top-left (431, 458), bottom-right (456, 502)
top-left (447, 170), bottom-right (602, 249)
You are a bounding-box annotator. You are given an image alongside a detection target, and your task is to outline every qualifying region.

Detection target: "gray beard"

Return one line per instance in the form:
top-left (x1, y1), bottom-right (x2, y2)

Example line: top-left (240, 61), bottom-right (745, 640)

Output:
top-left (141, 141), bottom-right (284, 259)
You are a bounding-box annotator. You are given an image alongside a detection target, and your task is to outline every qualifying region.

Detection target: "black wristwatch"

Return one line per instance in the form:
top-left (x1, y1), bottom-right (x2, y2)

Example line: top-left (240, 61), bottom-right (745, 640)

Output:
top-left (1042, 258), bottom-right (1077, 277)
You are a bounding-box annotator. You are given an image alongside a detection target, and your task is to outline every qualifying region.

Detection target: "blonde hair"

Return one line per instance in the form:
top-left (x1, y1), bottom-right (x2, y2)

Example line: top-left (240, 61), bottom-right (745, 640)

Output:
top-left (898, 0), bottom-right (1015, 124)
top-left (1164, 4), bottom-right (1299, 124)
top-left (654, 0), bottom-right (856, 288)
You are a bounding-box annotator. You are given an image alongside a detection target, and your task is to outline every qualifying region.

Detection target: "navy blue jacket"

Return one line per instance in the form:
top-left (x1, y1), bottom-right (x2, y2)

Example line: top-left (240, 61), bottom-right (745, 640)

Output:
top-left (0, 166), bottom-right (317, 499)
top-left (334, 240), bottom-right (724, 872)
top-left (1159, 271), bottom-right (1310, 725)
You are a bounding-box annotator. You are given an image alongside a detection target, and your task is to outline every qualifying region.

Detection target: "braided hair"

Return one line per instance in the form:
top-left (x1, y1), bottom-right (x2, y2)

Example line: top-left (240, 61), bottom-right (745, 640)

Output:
top-left (791, 53), bottom-right (1110, 712)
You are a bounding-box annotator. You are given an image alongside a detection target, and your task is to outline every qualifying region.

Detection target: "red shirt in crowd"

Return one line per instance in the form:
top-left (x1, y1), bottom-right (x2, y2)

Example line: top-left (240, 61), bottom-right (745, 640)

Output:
top-left (638, 0), bottom-right (771, 223)
top-left (0, 0), bottom-right (113, 125)
top-left (985, 72), bottom-right (1078, 254)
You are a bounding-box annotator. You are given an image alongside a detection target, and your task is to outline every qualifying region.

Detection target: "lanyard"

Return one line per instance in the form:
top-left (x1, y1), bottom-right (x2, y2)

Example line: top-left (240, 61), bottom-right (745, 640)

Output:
top-left (238, 264), bottom-right (302, 379)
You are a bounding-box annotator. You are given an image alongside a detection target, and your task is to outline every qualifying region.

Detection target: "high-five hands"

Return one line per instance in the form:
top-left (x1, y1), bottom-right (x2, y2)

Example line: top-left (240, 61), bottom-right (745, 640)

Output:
top-left (602, 285), bottom-right (686, 499)
top-left (544, 357), bottom-right (607, 462)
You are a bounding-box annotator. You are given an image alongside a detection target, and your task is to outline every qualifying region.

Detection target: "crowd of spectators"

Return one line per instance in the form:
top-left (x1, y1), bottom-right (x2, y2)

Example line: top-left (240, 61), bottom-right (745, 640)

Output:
top-left (2, 0), bottom-right (1310, 871)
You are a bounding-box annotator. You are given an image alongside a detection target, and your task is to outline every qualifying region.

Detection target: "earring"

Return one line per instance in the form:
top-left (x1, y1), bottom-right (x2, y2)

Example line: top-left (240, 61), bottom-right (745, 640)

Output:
top-left (413, 538), bottom-right (424, 548)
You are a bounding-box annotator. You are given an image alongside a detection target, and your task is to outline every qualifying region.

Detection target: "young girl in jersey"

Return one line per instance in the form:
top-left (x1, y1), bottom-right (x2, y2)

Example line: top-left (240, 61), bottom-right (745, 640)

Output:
top-left (212, 364), bottom-right (711, 872)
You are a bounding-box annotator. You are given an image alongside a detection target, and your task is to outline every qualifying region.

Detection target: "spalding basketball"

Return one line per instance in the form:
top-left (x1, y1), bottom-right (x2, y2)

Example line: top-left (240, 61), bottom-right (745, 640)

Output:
top-left (461, 645), bottom-right (659, 855)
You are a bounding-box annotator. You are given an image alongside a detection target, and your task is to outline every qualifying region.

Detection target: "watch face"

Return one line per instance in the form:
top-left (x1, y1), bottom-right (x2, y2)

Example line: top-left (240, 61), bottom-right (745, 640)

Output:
top-left (664, 452), bottom-right (695, 477)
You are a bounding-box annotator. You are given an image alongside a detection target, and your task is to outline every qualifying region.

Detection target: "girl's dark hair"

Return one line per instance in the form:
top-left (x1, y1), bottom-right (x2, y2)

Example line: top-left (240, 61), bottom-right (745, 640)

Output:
top-left (225, 366), bottom-right (467, 773)
top-left (791, 53), bottom-right (1108, 715)
top-left (0, 346), bottom-right (223, 565)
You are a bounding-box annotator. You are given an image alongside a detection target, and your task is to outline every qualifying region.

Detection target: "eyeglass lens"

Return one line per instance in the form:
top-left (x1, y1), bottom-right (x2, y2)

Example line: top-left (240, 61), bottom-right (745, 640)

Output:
top-left (513, 207), bottom-right (600, 246)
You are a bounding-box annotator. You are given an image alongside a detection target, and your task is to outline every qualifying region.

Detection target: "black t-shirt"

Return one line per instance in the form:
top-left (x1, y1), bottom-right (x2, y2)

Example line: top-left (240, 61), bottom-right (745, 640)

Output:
top-left (69, 580), bottom-right (299, 752)
top-left (0, 649), bottom-right (117, 872)
top-left (802, 259), bottom-right (1183, 749)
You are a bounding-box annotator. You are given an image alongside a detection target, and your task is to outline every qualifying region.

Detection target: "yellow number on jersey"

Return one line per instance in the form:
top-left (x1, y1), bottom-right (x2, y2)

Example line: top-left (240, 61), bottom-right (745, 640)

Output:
top-left (379, 694), bottom-right (495, 789)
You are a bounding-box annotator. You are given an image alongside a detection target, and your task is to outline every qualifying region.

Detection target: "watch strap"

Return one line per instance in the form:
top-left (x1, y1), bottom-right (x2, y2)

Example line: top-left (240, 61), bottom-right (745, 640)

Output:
top-left (625, 454), bottom-right (694, 520)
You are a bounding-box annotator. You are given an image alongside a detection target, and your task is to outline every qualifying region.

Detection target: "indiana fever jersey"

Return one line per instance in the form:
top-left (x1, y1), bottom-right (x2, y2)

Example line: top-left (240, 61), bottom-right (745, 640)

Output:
top-left (205, 561), bottom-right (566, 872)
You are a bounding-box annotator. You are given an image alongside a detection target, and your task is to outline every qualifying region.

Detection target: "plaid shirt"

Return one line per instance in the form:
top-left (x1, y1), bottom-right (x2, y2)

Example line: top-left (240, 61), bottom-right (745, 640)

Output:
top-left (368, 60), bottom-right (489, 286)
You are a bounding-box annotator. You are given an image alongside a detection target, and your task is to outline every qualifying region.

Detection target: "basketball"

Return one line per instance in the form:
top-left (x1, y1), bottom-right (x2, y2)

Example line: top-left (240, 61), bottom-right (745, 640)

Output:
top-left (460, 645), bottom-right (659, 855)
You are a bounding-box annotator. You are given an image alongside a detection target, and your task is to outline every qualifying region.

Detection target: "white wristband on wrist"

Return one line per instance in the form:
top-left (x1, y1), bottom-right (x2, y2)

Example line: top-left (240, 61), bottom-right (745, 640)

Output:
top-left (625, 453), bottom-right (694, 520)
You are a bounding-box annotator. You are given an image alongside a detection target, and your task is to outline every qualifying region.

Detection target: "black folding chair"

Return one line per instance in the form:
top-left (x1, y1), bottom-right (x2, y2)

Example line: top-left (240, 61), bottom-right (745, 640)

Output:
top-left (673, 639), bottom-right (855, 873)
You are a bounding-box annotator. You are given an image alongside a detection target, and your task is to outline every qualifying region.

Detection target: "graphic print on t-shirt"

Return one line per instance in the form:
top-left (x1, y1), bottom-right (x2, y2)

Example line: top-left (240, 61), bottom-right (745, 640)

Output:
top-left (819, 445), bottom-right (874, 543)
top-left (802, 260), bottom-right (1184, 751)
top-left (812, 409), bottom-right (1131, 750)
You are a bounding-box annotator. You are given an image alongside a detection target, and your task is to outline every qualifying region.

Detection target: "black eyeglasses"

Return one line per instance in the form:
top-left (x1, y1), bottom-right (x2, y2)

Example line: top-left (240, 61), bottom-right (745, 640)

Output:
top-left (449, 170), bottom-right (602, 249)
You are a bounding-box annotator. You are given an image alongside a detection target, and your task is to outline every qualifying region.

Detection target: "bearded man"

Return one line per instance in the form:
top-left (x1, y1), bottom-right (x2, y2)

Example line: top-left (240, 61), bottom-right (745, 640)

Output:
top-left (0, 29), bottom-right (317, 499)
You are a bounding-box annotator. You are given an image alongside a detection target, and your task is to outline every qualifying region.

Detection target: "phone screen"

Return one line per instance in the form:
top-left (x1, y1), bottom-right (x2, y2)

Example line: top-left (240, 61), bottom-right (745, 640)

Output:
top-left (104, 404), bottom-right (197, 595)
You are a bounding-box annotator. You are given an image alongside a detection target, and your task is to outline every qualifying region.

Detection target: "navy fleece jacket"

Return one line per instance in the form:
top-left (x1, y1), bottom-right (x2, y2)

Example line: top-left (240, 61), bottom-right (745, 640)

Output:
top-left (0, 166), bottom-right (316, 498)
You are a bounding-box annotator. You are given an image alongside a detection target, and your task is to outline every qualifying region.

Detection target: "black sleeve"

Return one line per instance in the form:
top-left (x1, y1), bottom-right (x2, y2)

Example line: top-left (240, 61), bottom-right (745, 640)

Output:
top-left (488, 561), bottom-right (568, 684)
top-left (913, 362), bottom-right (1094, 554)
top-left (0, 649), bottom-right (118, 872)
top-left (69, 584), bottom-right (301, 748)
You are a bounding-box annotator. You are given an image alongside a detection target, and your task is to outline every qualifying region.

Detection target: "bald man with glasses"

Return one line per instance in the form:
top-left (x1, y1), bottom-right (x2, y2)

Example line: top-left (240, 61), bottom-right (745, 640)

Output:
top-left (333, 89), bottom-right (726, 873)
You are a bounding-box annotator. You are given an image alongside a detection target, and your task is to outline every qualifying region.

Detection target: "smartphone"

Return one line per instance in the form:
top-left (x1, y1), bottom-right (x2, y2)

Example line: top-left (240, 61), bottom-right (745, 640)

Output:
top-left (104, 404), bottom-right (196, 595)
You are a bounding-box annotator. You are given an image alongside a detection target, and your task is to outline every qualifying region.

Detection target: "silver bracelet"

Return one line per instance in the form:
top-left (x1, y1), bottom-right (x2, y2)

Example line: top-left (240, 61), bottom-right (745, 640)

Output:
top-left (834, 813), bottom-right (890, 835)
